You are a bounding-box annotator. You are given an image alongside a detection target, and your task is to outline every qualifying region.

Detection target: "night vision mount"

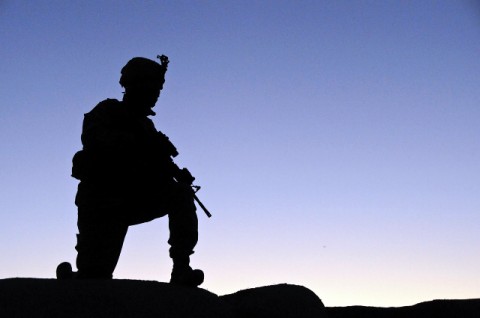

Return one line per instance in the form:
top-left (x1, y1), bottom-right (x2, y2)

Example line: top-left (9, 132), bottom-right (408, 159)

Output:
top-left (157, 54), bottom-right (169, 70)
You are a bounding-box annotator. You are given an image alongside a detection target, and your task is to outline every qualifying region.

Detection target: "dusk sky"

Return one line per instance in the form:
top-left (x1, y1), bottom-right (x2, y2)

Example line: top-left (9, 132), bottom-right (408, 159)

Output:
top-left (1, 1), bottom-right (479, 307)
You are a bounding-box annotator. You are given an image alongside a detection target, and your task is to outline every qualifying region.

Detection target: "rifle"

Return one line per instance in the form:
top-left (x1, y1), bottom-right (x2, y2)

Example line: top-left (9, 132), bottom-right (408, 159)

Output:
top-left (156, 131), bottom-right (212, 218)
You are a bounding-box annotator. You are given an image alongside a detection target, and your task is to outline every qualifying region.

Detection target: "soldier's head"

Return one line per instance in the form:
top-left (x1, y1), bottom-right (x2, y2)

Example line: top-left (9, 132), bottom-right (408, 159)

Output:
top-left (120, 56), bottom-right (169, 116)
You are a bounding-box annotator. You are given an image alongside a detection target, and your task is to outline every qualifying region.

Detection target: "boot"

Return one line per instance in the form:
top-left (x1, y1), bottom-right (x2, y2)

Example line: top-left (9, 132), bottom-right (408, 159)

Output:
top-left (57, 262), bottom-right (114, 280)
top-left (56, 262), bottom-right (76, 280)
top-left (170, 265), bottom-right (204, 287)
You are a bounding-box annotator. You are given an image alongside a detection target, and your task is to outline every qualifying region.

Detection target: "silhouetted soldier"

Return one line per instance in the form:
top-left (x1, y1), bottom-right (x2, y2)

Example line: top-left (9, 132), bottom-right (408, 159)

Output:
top-left (57, 56), bottom-right (204, 287)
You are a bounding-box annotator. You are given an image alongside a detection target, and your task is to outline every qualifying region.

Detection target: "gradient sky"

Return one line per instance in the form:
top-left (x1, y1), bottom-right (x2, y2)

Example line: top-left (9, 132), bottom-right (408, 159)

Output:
top-left (1, 0), bottom-right (479, 307)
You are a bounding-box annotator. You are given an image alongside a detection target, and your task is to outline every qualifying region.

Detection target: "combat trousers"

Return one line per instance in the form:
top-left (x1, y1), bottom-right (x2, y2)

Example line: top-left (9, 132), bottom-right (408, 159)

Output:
top-left (75, 183), bottom-right (198, 279)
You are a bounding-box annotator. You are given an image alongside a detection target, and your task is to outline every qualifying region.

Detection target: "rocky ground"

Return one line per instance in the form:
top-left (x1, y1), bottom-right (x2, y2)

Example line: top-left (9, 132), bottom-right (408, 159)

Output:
top-left (0, 278), bottom-right (478, 318)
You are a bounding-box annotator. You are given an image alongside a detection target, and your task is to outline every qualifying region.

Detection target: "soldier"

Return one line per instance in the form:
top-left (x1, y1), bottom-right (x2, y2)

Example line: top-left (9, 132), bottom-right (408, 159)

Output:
top-left (57, 56), bottom-right (204, 287)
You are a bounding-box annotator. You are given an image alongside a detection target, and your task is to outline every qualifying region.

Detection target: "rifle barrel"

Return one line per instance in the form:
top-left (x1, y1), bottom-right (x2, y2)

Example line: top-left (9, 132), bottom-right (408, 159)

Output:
top-left (193, 194), bottom-right (212, 218)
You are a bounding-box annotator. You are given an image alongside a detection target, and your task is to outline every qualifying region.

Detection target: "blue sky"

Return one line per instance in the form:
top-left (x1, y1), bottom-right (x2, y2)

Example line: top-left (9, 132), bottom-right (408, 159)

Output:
top-left (1, 0), bottom-right (479, 306)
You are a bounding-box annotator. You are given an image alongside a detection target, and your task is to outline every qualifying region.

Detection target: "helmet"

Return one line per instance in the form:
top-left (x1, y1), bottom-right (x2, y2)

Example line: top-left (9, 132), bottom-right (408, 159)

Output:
top-left (119, 55), bottom-right (169, 88)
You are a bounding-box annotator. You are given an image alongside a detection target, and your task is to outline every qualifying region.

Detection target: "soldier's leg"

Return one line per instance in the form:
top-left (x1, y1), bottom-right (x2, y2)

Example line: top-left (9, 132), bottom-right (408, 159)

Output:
top-left (167, 184), bottom-right (198, 264)
top-left (166, 184), bottom-right (203, 286)
top-left (75, 206), bottom-right (128, 279)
